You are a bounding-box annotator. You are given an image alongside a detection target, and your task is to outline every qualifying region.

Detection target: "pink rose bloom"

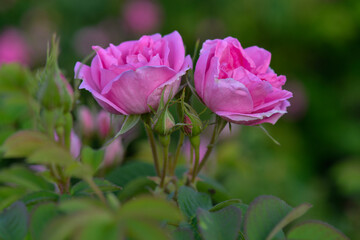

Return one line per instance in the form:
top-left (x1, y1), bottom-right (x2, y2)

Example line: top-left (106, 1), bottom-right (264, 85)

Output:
top-left (75, 31), bottom-right (192, 115)
top-left (97, 110), bottom-right (111, 139)
top-left (123, 0), bottom-right (162, 33)
top-left (194, 37), bottom-right (292, 125)
top-left (0, 28), bottom-right (29, 66)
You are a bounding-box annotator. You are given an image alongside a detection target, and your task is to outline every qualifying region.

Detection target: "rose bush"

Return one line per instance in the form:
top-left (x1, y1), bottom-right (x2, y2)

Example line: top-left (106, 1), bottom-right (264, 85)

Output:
top-left (194, 37), bottom-right (292, 125)
top-left (75, 31), bottom-right (192, 115)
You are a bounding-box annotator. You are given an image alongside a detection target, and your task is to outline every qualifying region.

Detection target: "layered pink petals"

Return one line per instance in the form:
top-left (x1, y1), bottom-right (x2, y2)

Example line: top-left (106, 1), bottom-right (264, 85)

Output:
top-left (195, 37), bottom-right (292, 125)
top-left (75, 31), bottom-right (192, 115)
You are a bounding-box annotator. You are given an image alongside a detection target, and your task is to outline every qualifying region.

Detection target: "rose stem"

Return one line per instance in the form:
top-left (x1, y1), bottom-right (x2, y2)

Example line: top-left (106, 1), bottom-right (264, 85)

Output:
top-left (171, 132), bottom-right (185, 175)
top-left (144, 124), bottom-right (161, 177)
top-left (159, 136), bottom-right (170, 188)
top-left (195, 124), bottom-right (218, 176)
top-left (191, 145), bottom-right (200, 183)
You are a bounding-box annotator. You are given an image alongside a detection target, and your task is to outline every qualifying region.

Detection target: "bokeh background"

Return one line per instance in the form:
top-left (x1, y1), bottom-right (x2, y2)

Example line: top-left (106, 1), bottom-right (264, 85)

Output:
top-left (1, 0), bottom-right (359, 238)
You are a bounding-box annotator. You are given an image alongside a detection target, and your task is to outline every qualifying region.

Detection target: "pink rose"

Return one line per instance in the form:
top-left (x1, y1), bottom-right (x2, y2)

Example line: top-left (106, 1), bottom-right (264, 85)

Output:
top-left (74, 31), bottom-right (192, 115)
top-left (194, 37), bottom-right (292, 125)
top-left (78, 107), bottom-right (95, 137)
top-left (103, 138), bottom-right (123, 167)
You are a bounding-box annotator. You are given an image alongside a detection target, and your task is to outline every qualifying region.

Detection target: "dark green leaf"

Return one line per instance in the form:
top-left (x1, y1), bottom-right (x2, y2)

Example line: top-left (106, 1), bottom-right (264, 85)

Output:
top-left (81, 146), bottom-right (104, 175)
top-left (197, 206), bottom-right (242, 240)
top-left (71, 178), bottom-right (121, 196)
top-left (78, 221), bottom-right (119, 240)
top-left (31, 203), bottom-right (60, 240)
top-left (266, 203), bottom-right (312, 240)
top-left (0, 187), bottom-right (27, 211)
top-left (287, 220), bottom-right (349, 240)
top-left (173, 227), bottom-right (195, 240)
top-left (177, 186), bottom-right (212, 219)
top-left (0, 201), bottom-right (28, 240)
top-left (244, 195), bottom-right (293, 240)
top-left (0, 166), bottom-right (53, 191)
top-left (210, 199), bottom-right (242, 212)
top-left (106, 161), bottom-right (156, 187)
top-left (21, 191), bottom-right (59, 206)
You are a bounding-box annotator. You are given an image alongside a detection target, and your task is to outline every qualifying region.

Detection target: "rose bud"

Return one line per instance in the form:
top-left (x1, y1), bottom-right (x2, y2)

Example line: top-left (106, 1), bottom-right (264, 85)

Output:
top-left (97, 110), bottom-right (111, 139)
top-left (152, 108), bottom-right (175, 136)
top-left (74, 31), bottom-right (192, 115)
top-left (182, 104), bottom-right (203, 137)
top-left (194, 37), bottom-right (292, 125)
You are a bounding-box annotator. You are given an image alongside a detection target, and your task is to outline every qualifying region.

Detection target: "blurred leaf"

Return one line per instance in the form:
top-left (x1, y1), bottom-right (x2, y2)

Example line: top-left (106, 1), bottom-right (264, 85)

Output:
top-left (28, 145), bottom-right (74, 166)
top-left (126, 219), bottom-right (168, 240)
top-left (106, 161), bottom-right (156, 187)
top-left (30, 203), bottom-right (60, 240)
top-left (244, 195), bottom-right (292, 240)
top-left (173, 227), bottom-right (195, 240)
top-left (2, 131), bottom-right (51, 158)
top-left (21, 191), bottom-right (59, 206)
top-left (117, 177), bottom-right (156, 201)
top-left (0, 187), bottom-right (27, 211)
top-left (197, 206), bottom-right (242, 240)
top-left (118, 114), bottom-right (140, 135)
top-left (0, 166), bottom-right (53, 191)
top-left (43, 210), bottom-right (112, 240)
top-left (266, 203), bottom-right (312, 240)
top-left (287, 220), bottom-right (349, 240)
top-left (81, 146), bottom-right (104, 175)
top-left (331, 158), bottom-right (360, 195)
top-left (64, 162), bottom-right (92, 179)
top-left (0, 201), bottom-right (28, 240)
top-left (0, 64), bottom-right (34, 93)
top-left (78, 220), bottom-right (119, 240)
top-left (119, 196), bottom-right (183, 223)
top-left (177, 186), bottom-right (212, 219)
top-left (71, 178), bottom-right (121, 196)
top-left (58, 198), bottom-right (104, 213)
top-left (210, 199), bottom-right (242, 212)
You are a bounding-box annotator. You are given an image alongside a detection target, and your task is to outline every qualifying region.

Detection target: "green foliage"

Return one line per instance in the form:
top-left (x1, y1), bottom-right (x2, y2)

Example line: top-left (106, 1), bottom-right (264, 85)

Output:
top-left (0, 165), bottom-right (53, 191)
top-left (81, 146), bottom-right (104, 174)
top-left (30, 203), bottom-right (61, 240)
top-left (0, 202), bottom-right (28, 240)
top-left (177, 186), bottom-right (212, 219)
top-left (71, 179), bottom-right (121, 196)
top-left (197, 206), bottom-right (242, 240)
top-left (287, 220), bottom-right (349, 240)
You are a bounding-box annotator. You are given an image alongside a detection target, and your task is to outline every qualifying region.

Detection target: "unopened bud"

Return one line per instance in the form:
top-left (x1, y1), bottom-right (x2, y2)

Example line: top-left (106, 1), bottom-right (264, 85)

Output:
top-left (183, 110), bottom-right (202, 137)
top-left (153, 108), bottom-right (175, 136)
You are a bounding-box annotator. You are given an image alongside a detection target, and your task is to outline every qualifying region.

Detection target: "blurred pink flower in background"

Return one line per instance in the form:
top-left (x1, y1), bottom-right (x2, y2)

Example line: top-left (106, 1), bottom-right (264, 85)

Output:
top-left (97, 110), bottom-right (111, 139)
top-left (54, 130), bottom-right (82, 158)
top-left (78, 107), bottom-right (95, 137)
top-left (123, 0), bottom-right (162, 34)
top-left (0, 28), bottom-right (30, 66)
top-left (103, 138), bottom-right (124, 167)
top-left (73, 26), bottom-right (110, 57)
top-left (183, 139), bottom-right (209, 165)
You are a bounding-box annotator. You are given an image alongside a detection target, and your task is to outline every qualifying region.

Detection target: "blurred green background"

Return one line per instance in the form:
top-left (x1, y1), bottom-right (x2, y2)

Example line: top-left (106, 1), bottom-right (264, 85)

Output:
top-left (1, 0), bottom-right (359, 238)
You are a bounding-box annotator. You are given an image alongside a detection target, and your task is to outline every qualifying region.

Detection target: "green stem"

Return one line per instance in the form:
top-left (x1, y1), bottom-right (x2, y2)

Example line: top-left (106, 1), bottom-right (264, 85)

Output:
top-left (195, 125), bottom-right (218, 175)
top-left (159, 136), bottom-right (170, 188)
top-left (171, 132), bottom-right (185, 175)
top-left (144, 124), bottom-right (160, 177)
top-left (191, 145), bottom-right (200, 183)
top-left (86, 177), bottom-right (106, 204)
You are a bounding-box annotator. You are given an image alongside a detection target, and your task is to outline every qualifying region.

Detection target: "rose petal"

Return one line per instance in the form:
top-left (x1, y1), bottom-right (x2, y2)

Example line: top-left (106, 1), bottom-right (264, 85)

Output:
top-left (163, 31), bottom-right (185, 71)
top-left (245, 46), bottom-right (271, 74)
